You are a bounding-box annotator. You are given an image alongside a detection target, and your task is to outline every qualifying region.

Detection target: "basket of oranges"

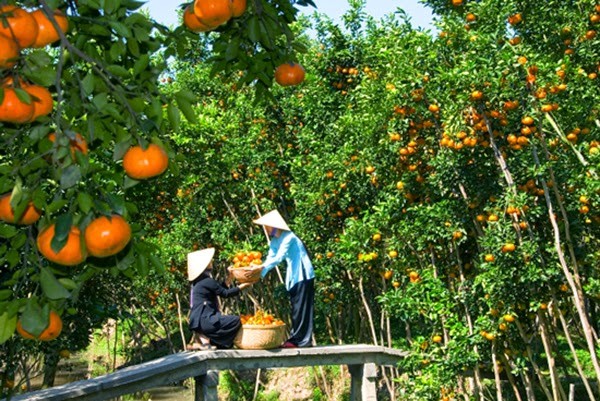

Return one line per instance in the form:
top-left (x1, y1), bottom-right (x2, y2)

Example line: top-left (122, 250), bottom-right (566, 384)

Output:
top-left (227, 250), bottom-right (263, 283)
top-left (234, 311), bottom-right (287, 350)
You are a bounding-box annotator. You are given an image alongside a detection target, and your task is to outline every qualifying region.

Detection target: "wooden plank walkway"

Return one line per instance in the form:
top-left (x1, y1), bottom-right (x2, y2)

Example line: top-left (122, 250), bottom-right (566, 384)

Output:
top-left (4, 344), bottom-right (406, 401)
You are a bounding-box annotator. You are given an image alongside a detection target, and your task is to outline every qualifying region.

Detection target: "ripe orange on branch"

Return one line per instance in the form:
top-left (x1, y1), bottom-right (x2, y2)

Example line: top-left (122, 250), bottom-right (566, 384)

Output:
top-left (274, 62), bottom-right (306, 87)
top-left (16, 310), bottom-right (63, 341)
top-left (48, 132), bottom-right (89, 157)
top-left (231, 0), bottom-right (247, 17)
top-left (0, 35), bottom-right (19, 69)
top-left (0, 5), bottom-right (39, 49)
top-left (25, 84), bottom-right (53, 121)
top-left (37, 224), bottom-right (86, 266)
top-left (30, 9), bottom-right (69, 48)
top-left (0, 193), bottom-right (42, 225)
top-left (84, 214), bottom-right (132, 257)
top-left (123, 143), bottom-right (169, 179)
top-left (0, 87), bottom-right (35, 124)
top-left (193, 0), bottom-right (234, 29)
top-left (183, 5), bottom-right (211, 32)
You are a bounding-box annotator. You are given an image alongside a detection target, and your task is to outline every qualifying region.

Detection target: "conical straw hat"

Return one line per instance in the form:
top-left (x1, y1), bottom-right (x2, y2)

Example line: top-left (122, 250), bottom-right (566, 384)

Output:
top-left (187, 247), bottom-right (215, 281)
top-left (253, 209), bottom-right (290, 231)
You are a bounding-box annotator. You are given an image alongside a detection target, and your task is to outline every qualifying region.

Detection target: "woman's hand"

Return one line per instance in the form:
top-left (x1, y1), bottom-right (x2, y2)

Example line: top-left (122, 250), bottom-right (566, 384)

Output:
top-left (239, 282), bottom-right (253, 290)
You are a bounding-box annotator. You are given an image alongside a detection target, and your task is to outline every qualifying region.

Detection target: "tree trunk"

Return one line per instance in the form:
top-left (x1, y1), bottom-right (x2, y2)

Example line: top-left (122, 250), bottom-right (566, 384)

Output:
top-left (42, 349), bottom-right (60, 388)
top-left (538, 310), bottom-right (567, 401)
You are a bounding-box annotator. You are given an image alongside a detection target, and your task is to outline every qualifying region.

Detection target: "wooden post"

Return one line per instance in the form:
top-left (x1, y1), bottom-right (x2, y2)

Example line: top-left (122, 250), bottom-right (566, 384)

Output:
top-left (348, 363), bottom-right (378, 401)
top-left (194, 370), bottom-right (219, 401)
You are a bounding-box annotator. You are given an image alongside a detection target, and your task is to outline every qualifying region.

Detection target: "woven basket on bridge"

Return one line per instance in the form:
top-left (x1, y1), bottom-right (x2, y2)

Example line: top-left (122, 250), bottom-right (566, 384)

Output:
top-left (227, 266), bottom-right (262, 284)
top-left (234, 323), bottom-right (287, 350)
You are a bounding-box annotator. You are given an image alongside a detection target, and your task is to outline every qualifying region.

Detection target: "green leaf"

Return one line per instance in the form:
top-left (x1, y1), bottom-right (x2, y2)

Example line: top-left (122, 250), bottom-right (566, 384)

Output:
top-left (106, 65), bottom-right (129, 77)
top-left (114, 139), bottom-right (132, 161)
top-left (174, 94), bottom-right (198, 124)
top-left (40, 268), bottom-right (71, 300)
top-left (124, 176), bottom-right (139, 189)
top-left (51, 214), bottom-right (73, 253)
top-left (46, 199), bottom-right (69, 214)
top-left (127, 37), bottom-right (141, 57)
top-left (82, 73), bottom-right (95, 96)
top-left (20, 300), bottom-right (48, 338)
top-left (167, 102), bottom-right (181, 132)
top-left (133, 54), bottom-right (149, 76)
top-left (60, 165), bottom-right (82, 189)
top-left (0, 224), bottom-right (17, 239)
top-left (14, 87), bottom-right (31, 104)
top-left (176, 89), bottom-right (197, 103)
top-left (58, 278), bottom-right (79, 291)
top-left (104, 0), bottom-right (121, 14)
top-left (77, 192), bottom-right (94, 213)
top-left (5, 249), bottom-right (19, 268)
top-left (109, 21), bottom-right (131, 38)
top-left (248, 16), bottom-right (260, 43)
top-left (116, 246), bottom-right (135, 271)
top-left (0, 311), bottom-right (17, 344)
top-left (0, 290), bottom-right (12, 301)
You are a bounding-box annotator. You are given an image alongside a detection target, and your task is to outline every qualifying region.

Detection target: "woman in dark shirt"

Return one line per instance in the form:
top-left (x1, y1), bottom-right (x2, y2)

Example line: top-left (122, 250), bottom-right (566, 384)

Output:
top-left (187, 247), bottom-right (252, 350)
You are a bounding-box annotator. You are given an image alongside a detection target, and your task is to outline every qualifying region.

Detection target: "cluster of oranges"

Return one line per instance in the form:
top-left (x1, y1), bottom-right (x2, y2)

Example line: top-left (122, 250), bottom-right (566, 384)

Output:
top-left (231, 250), bottom-right (262, 268)
top-left (240, 310), bottom-right (285, 326)
top-left (0, 5), bottom-right (68, 124)
top-left (182, 0), bottom-right (305, 87)
top-left (183, 0), bottom-right (247, 33)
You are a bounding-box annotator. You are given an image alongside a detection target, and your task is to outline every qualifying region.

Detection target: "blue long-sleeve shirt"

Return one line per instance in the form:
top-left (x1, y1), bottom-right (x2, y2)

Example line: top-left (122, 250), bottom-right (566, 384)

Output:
top-left (261, 231), bottom-right (315, 290)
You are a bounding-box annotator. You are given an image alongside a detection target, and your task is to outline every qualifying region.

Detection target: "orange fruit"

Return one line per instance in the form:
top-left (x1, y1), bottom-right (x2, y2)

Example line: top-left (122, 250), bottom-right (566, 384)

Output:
top-left (428, 104), bottom-right (440, 113)
top-left (502, 243), bottom-right (516, 252)
top-left (503, 314), bottom-right (515, 323)
top-left (0, 5), bottom-right (39, 49)
top-left (508, 13), bottom-right (522, 25)
top-left (123, 143), bottom-right (169, 179)
top-left (521, 116), bottom-right (534, 126)
top-left (274, 62), bottom-right (306, 87)
top-left (0, 193), bottom-right (42, 225)
top-left (432, 335), bottom-right (442, 343)
top-left (37, 224), bottom-right (86, 266)
top-left (48, 132), bottom-right (89, 156)
top-left (24, 84), bottom-right (53, 121)
top-left (231, 0), bottom-right (247, 17)
top-left (193, 0), bottom-right (233, 28)
top-left (16, 310), bottom-right (63, 341)
top-left (470, 90), bottom-right (484, 101)
top-left (183, 4), bottom-right (211, 32)
top-left (0, 87), bottom-right (35, 124)
top-left (30, 9), bottom-right (68, 48)
top-left (84, 214), bottom-right (132, 257)
top-left (0, 35), bottom-right (19, 69)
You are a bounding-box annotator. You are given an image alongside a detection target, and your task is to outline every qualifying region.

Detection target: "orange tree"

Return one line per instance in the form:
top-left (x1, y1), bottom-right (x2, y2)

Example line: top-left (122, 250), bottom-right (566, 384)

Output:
top-left (136, 1), bottom-right (599, 399)
top-left (0, 0), bottom-right (314, 395)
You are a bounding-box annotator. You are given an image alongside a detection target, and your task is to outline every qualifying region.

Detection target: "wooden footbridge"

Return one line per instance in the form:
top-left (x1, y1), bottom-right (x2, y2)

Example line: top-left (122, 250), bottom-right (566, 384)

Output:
top-left (5, 344), bottom-right (406, 401)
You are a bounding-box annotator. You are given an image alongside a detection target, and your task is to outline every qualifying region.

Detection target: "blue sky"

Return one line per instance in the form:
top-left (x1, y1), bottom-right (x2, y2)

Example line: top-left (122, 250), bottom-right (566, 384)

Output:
top-left (144, 1), bottom-right (434, 30)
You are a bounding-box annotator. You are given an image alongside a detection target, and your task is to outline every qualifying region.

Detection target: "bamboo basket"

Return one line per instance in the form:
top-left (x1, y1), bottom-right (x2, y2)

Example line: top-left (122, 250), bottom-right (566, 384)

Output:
top-left (234, 323), bottom-right (287, 350)
top-left (227, 266), bottom-right (262, 283)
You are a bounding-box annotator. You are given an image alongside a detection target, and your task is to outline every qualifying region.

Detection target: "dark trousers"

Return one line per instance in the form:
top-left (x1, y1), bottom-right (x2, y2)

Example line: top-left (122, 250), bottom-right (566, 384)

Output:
top-left (287, 278), bottom-right (315, 347)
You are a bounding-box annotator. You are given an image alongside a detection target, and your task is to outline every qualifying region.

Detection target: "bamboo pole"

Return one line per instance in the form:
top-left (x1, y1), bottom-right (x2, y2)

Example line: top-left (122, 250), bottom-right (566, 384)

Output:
top-left (538, 309), bottom-right (567, 401)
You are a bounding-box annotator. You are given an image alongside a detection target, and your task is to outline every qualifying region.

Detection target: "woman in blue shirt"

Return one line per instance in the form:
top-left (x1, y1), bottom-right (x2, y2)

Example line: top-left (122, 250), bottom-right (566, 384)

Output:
top-left (254, 210), bottom-right (315, 348)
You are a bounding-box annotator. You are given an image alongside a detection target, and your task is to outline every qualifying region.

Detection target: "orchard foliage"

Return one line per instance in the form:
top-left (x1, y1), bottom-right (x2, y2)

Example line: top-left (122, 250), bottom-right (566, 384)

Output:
top-left (143, 0), bottom-right (598, 400)
top-left (0, 0), bottom-right (599, 399)
top-left (0, 0), bottom-right (313, 393)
